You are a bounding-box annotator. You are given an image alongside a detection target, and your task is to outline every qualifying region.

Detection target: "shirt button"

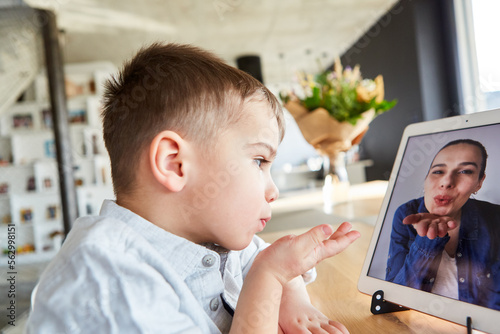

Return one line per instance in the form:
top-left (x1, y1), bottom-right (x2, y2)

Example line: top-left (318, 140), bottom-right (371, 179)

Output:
top-left (487, 273), bottom-right (491, 278)
top-left (202, 254), bottom-right (216, 267)
top-left (429, 278), bottom-right (435, 283)
top-left (459, 277), bottom-right (465, 283)
top-left (457, 252), bottom-right (462, 258)
top-left (209, 297), bottom-right (219, 311)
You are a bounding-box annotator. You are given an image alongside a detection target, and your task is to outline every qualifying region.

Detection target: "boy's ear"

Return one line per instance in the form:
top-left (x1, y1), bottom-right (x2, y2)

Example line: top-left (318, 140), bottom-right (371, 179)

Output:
top-left (149, 131), bottom-right (190, 192)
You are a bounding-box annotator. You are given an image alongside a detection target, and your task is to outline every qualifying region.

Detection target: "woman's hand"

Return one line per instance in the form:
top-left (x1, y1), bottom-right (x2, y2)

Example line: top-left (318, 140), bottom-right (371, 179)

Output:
top-left (403, 213), bottom-right (457, 239)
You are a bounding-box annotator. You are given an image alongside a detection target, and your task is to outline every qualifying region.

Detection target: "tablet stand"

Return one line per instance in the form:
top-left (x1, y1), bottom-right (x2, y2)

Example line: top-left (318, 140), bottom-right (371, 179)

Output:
top-left (466, 316), bottom-right (472, 334)
top-left (370, 290), bottom-right (409, 314)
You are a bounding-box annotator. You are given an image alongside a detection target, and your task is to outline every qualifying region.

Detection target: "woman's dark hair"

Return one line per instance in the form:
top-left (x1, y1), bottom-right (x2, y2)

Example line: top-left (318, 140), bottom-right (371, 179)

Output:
top-left (438, 139), bottom-right (488, 180)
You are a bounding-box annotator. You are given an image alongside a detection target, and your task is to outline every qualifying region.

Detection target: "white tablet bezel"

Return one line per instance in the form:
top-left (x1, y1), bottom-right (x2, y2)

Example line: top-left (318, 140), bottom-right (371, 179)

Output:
top-left (358, 109), bottom-right (500, 333)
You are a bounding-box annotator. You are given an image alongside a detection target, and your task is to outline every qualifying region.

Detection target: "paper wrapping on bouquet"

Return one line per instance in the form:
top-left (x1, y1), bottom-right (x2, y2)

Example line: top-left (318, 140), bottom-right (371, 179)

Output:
top-left (285, 101), bottom-right (375, 159)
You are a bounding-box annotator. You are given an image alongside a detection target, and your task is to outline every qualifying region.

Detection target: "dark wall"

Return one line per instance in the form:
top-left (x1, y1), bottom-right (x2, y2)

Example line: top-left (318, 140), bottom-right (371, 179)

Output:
top-left (340, 0), bottom-right (460, 180)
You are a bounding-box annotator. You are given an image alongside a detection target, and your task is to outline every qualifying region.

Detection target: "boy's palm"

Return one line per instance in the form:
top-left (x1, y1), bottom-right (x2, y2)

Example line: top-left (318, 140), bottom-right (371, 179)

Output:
top-left (260, 222), bottom-right (361, 285)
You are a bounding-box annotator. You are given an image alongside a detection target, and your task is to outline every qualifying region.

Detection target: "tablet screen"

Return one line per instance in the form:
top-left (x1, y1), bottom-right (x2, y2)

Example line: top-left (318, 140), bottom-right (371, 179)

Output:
top-left (367, 122), bottom-right (500, 312)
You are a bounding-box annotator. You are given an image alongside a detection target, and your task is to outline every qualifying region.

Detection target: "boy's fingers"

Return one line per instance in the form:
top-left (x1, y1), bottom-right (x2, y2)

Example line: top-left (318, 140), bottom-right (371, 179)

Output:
top-left (299, 224), bottom-right (333, 249)
top-left (328, 222), bottom-right (353, 240)
top-left (321, 230), bottom-right (360, 258)
top-left (293, 224), bottom-right (338, 255)
top-left (293, 223), bottom-right (359, 262)
top-left (322, 224), bottom-right (334, 236)
top-left (315, 223), bottom-right (360, 261)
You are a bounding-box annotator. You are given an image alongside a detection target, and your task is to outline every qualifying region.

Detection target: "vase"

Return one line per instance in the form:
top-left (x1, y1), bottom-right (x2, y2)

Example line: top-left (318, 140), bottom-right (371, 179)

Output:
top-left (322, 152), bottom-right (348, 183)
top-left (321, 152), bottom-right (350, 214)
top-left (283, 101), bottom-right (371, 213)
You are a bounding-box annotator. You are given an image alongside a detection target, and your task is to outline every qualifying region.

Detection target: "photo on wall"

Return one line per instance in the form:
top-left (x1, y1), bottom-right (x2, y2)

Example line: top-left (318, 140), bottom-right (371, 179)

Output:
top-left (44, 139), bottom-right (56, 159)
top-left (12, 114), bottom-right (33, 129)
top-left (69, 109), bottom-right (87, 124)
top-left (41, 108), bottom-right (53, 129)
top-left (46, 205), bottom-right (58, 220)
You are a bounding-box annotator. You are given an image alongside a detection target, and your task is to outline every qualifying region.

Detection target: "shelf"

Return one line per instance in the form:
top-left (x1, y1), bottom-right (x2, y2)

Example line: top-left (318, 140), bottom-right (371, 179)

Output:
top-left (9, 128), bottom-right (53, 136)
top-left (1, 222), bottom-right (34, 228)
top-left (0, 163), bottom-right (33, 170)
top-left (0, 249), bottom-right (57, 266)
top-left (34, 220), bottom-right (62, 229)
top-left (0, 62), bottom-right (115, 264)
top-left (10, 191), bottom-right (60, 198)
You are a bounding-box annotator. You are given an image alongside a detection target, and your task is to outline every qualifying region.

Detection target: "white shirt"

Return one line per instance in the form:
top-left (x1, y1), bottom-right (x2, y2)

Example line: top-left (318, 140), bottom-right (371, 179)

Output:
top-left (26, 200), bottom-right (315, 333)
top-left (431, 250), bottom-right (459, 299)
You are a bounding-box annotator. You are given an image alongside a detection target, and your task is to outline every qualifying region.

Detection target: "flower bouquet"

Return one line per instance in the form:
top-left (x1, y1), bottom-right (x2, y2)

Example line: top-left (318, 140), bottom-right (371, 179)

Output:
top-left (280, 58), bottom-right (397, 181)
top-left (280, 59), bottom-right (397, 211)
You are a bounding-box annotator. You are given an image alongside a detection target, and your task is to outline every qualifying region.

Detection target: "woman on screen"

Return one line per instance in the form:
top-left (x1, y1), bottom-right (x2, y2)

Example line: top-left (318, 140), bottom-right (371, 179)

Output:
top-left (386, 139), bottom-right (500, 310)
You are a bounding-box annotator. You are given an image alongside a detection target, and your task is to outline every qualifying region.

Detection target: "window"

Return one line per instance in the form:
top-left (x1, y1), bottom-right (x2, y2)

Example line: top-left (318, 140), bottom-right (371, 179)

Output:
top-left (455, 0), bottom-right (500, 113)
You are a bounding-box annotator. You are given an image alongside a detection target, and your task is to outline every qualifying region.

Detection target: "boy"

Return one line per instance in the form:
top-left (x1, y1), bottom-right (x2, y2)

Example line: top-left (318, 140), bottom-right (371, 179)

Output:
top-left (27, 43), bottom-right (360, 333)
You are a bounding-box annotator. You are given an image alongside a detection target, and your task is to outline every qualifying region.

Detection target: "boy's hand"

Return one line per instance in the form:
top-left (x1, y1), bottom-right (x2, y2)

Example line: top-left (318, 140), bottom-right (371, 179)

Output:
top-left (231, 223), bottom-right (358, 334)
top-left (279, 301), bottom-right (348, 334)
top-left (403, 213), bottom-right (457, 239)
top-left (257, 222), bottom-right (360, 285)
top-left (278, 276), bottom-right (349, 334)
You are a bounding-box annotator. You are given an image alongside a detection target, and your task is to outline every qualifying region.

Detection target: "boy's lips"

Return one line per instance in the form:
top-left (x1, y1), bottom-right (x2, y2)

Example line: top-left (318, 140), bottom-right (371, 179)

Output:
top-left (434, 195), bottom-right (453, 206)
top-left (259, 217), bottom-right (271, 230)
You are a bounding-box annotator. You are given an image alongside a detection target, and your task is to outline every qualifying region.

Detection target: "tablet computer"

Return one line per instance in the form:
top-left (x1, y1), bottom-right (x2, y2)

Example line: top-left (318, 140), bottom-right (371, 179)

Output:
top-left (358, 109), bottom-right (500, 333)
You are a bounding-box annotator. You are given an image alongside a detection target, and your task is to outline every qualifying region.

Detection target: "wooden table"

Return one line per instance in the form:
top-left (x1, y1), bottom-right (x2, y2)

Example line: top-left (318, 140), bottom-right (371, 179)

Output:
top-left (260, 182), bottom-right (472, 334)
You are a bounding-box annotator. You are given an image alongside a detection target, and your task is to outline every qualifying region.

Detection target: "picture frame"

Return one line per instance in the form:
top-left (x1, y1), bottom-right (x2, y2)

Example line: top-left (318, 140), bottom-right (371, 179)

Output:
top-left (65, 73), bottom-right (96, 98)
top-left (0, 182), bottom-right (8, 194)
top-left (12, 113), bottom-right (34, 129)
top-left (69, 109), bottom-right (87, 124)
top-left (46, 205), bottom-right (58, 220)
top-left (43, 177), bottom-right (53, 190)
top-left (44, 139), bottom-right (56, 158)
top-left (83, 128), bottom-right (105, 157)
top-left (2, 214), bottom-right (11, 224)
top-left (26, 176), bottom-right (36, 192)
top-left (20, 208), bottom-right (33, 223)
top-left (41, 108), bottom-right (53, 129)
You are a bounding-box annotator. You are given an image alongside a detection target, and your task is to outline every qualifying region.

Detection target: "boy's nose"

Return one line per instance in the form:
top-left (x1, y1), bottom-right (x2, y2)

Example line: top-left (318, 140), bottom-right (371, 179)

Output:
top-left (266, 179), bottom-right (279, 203)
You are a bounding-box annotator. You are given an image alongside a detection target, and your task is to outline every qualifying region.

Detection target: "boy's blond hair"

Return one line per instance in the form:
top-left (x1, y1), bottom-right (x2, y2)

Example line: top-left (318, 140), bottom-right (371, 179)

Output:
top-left (102, 43), bottom-right (284, 197)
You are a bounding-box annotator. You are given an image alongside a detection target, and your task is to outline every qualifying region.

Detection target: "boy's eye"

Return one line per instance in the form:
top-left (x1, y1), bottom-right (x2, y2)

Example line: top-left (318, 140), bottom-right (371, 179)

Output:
top-left (431, 170), bottom-right (444, 175)
top-left (254, 157), bottom-right (270, 168)
top-left (459, 169), bottom-right (474, 175)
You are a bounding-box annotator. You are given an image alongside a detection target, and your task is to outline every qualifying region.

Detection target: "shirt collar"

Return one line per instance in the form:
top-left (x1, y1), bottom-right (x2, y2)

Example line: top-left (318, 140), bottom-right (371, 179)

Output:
top-left (99, 200), bottom-right (222, 279)
top-left (460, 199), bottom-right (479, 239)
